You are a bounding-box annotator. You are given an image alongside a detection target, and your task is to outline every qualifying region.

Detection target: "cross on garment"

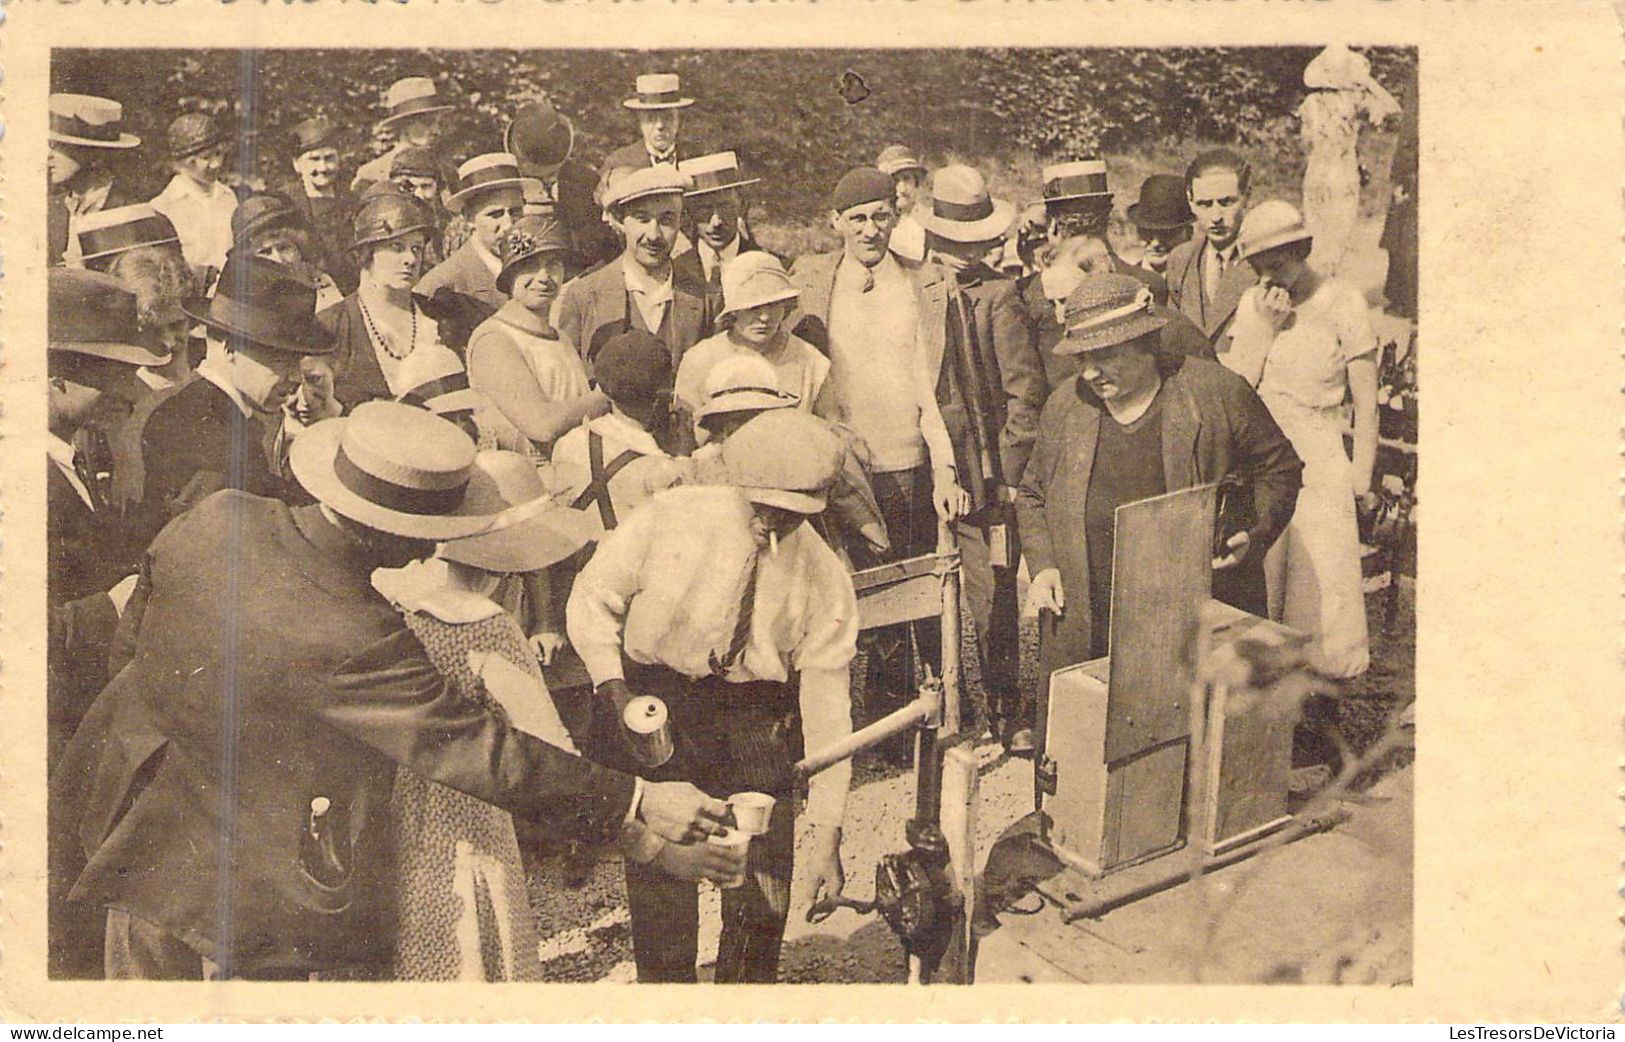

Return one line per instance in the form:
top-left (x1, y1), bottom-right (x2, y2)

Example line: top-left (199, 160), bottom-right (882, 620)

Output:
top-left (570, 429), bottom-right (645, 530)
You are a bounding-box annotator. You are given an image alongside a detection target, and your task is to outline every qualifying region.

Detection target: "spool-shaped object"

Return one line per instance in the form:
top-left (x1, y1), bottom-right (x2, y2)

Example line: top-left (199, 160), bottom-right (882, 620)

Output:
top-left (623, 694), bottom-right (674, 768)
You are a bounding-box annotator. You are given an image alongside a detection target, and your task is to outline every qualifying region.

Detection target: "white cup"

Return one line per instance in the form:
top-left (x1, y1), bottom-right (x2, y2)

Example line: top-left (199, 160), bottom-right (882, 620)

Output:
top-left (706, 827), bottom-right (752, 889)
top-left (728, 791), bottom-right (776, 836)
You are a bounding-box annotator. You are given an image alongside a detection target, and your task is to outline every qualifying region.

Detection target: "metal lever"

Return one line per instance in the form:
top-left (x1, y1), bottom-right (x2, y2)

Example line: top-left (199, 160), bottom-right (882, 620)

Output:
top-left (806, 893), bottom-right (877, 924)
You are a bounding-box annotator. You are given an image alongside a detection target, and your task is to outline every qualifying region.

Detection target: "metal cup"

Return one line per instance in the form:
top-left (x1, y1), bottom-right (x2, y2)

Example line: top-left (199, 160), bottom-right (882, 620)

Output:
top-left (728, 791), bottom-right (776, 836)
top-left (622, 695), bottom-right (673, 768)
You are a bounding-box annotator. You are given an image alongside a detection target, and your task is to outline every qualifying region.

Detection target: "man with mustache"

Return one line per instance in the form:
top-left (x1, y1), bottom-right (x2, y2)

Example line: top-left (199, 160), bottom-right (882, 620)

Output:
top-left (555, 165), bottom-right (715, 398)
top-left (1165, 148), bottom-right (1258, 349)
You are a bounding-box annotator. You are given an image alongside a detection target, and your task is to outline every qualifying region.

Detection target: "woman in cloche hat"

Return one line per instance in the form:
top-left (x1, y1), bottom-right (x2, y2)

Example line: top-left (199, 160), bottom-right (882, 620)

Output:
top-left (1221, 198), bottom-right (1378, 680)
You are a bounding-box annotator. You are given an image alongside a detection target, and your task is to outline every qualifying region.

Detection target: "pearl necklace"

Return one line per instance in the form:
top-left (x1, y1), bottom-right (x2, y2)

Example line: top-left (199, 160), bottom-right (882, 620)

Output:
top-left (358, 293), bottom-right (417, 361)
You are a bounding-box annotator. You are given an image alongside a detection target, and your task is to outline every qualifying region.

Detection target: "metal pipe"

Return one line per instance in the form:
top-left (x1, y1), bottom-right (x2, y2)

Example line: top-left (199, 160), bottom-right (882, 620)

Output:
top-left (795, 685), bottom-right (942, 779)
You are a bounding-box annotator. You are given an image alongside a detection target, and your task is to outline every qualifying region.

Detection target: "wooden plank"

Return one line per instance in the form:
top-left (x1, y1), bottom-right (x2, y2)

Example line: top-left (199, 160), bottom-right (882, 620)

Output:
top-left (1102, 738), bottom-right (1188, 868)
top-left (937, 744), bottom-right (979, 983)
top-left (853, 572), bottom-right (941, 631)
top-left (1104, 484), bottom-right (1218, 762)
top-left (1041, 663), bottom-right (1110, 876)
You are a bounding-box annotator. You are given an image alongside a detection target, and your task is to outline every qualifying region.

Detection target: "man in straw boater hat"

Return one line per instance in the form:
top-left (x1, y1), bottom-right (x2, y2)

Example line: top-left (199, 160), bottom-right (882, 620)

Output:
top-left (567, 407), bottom-right (858, 983)
top-left (876, 143), bottom-right (930, 263)
top-left (1013, 272), bottom-right (1302, 759)
top-left (1036, 156), bottom-right (1166, 299)
top-left (48, 93), bottom-right (140, 267)
top-left (788, 166), bottom-right (968, 761)
top-left (602, 72), bottom-right (698, 176)
top-left (504, 96), bottom-right (620, 271)
top-left (1164, 147), bottom-right (1258, 349)
top-left (415, 152), bottom-right (533, 313)
top-left (73, 203), bottom-right (197, 386)
top-left (275, 116), bottom-right (358, 293)
top-left (916, 163), bottom-right (1047, 753)
top-left (673, 150), bottom-right (765, 300)
top-left (351, 76), bottom-right (456, 195)
top-left (148, 111), bottom-right (239, 279)
top-left (555, 165), bottom-right (716, 384)
top-left (52, 400), bottom-right (732, 979)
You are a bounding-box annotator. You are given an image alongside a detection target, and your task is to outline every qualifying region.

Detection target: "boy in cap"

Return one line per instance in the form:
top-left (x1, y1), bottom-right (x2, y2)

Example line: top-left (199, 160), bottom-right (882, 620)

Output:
top-left (48, 93), bottom-right (139, 267)
top-left (555, 165), bottom-right (716, 383)
top-left (567, 408), bottom-right (858, 983)
top-left (148, 112), bottom-right (238, 278)
top-left (352, 76), bottom-right (455, 194)
top-left (416, 153), bottom-right (531, 312)
top-left (602, 73), bottom-right (697, 175)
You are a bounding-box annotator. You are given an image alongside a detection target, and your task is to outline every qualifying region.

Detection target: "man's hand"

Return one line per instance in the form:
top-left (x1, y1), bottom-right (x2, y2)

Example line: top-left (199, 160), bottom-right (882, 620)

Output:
top-left (651, 837), bottom-right (747, 884)
top-left (530, 631), bottom-right (567, 666)
top-left (1212, 530), bottom-right (1252, 571)
top-left (795, 824), bottom-right (844, 920)
top-left (932, 467), bottom-right (970, 521)
top-left (638, 780), bottom-right (730, 843)
top-left (1025, 568), bottom-right (1066, 616)
top-left (1254, 285), bottom-right (1293, 331)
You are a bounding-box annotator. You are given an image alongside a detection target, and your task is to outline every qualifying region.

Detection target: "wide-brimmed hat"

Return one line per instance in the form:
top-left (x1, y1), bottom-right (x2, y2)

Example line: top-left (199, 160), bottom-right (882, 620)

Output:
top-left (876, 144), bottom-right (926, 177)
top-left (49, 94), bottom-right (141, 149)
top-left (922, 165), bottom-right (1015, 244)
top-left (351, 189), bottom-right (434, 253)
top-left (290, 401), bottom-right (513, 541)
top-left (677, 151), bottom-right (759, 197)
top-left (718, 251), bottom-right (799, 320)
top-left (439, 450), bottom-right (598, 572)
top-left (722, 410), bottom-right (843, 515)
top-left (49, 269), bottom-right (172, 368)
top-left (1056, 273), bottom-right (1168, 356)
top-left (1238, 199), bottom-right (1313, 260)
top-left (231, 193), bottom-right (304, 249)
top-left (602, 164), bottom-right (690, 211)
top-left (182, 254), bottom-right (335, 356)
top-left (447, 153), bottom-right (535, 212)
top-left (496, 216), bottom-right (574, 296)
top-left (291, 117), bottom-right (339, 156)
top-left (622, 73), bottom-right (695, 111)
top-left (1126, 174), bottom-right (1194, 231)
top-left (1041, 158), bottom-right (1113, 208)
top-left (75, 204), bottom-right (180, 265)
top-left (378, 77), bottom-right (454, 129)
top-left (395, 353), bottom-right (484, 419)
top-left (167, 113), bottom-right (226, 160)
top-left (592, 329), bottom-right (672, 402)
top-left (697, 354), bottom-right (800, 424)
top-left (505, 98), bottom-right (575, 172)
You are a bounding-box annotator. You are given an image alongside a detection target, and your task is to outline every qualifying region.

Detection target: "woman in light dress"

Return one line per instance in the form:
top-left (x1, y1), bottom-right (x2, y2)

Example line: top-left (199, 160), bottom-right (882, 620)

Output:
top-left (1223, 200), bottom-right (1378, 678)
top-left (1297, 44), bottom-right (1400, 276)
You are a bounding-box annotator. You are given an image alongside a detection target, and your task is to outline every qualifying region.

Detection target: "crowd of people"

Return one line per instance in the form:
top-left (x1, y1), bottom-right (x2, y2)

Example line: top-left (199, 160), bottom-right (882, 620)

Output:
top-left (45, 64), bottom-right (1392, 983)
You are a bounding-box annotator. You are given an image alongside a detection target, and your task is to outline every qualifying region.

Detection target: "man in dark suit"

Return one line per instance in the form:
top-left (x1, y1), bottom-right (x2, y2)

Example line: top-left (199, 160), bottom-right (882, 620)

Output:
top-left (415, 153), bottom-right (529, 313)
top-left (52, 401), bottom-right (730, 979)
top-left (1164, 148), bottom-right (1257, 349)
top-left (673, 151), bottom-right (764, 310)
top-left (48, 93), bottom-right (139, 266)
top-left (277, 117), bottom-right (358, 293)
top-left (917, 165), bottom-right (1046, 753)
top-left (505, 98), bottom-right (621, 273)
top-left (555, 165), bottom-right (715, 386)
top-left (601, 73), bottom-right (696, 176)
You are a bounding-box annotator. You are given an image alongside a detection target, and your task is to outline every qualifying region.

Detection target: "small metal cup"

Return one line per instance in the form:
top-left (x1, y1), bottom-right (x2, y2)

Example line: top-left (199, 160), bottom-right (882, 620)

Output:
top-left (622, 695), bottom-right (673, 768)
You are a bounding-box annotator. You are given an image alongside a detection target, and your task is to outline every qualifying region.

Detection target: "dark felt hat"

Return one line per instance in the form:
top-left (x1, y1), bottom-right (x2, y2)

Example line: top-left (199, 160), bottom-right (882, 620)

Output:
top-left (181, 255), bottom-right (335, 356)
top-left (505, 99), bottom-right (576, 172)
top-left (291, 117), bottom-right (339, 156)
top-left (168, 112), bottom-right (226, 159)
top-left (49, 269), bottom-right (173, 368)
top-left (1126, 174), bottom-right (1195, 231)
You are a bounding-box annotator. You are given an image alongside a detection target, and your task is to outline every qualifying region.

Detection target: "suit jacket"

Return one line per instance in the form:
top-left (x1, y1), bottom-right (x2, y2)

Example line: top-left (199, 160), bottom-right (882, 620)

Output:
top-left (1014, 355), bottom-right (1302, 673)
top-left (1165, 237), bottom-right (1255, 345)
top-left (554, 256), bottom-right (715, 377)
top-left (416, 239), bottom-right (507, 313)
top-left (600, 140), bottom-right (691, 178)
top-left (785, 250), bottom-right (859, 354)
top-left (55, 493), bottom-right (637, 975)
top-left (276, 182), bottom-right (359, 294)
top-left (672, 232), bottom-right (764, 314)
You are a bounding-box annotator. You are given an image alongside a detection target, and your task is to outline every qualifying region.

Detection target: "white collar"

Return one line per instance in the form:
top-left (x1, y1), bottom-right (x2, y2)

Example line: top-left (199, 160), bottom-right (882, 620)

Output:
top-left (165, 172), bottom-right (229, 202)
top-left (588, 411), bottom-right (667, 458)
top-left (136, 366), bottom-right (174, 391)
top-left (472, 237), bottom-right (502, 277)
top-left (194, 355), bottom-right (256, 418)
top-left (621, 255), bottom-right (674, 300)
top-left (700, 236), bottom-right (740, 265)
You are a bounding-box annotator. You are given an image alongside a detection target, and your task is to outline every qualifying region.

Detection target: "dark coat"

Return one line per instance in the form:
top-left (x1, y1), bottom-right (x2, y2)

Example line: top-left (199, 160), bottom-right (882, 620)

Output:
top-left (276, 182), bottom-right (359, 294)
top-left (554, 255), bottom-right (716, 377)
top-left (1017, 274), bottom-right (1214, 391)
top-left (415, 239), bottom-right (507, 313)
top-left (600, 140), bottom-right (692, 178)
top-left (550, 158), bottom-right (622, 272)
top-left (672, 231), bottom-right (765, 315)
top-left (1165, 237), bottom-right (1256, 346)
top-left (54, 493), bottom-right (638, 975)
top-left (1014, 355), bottom-right (1302, 674)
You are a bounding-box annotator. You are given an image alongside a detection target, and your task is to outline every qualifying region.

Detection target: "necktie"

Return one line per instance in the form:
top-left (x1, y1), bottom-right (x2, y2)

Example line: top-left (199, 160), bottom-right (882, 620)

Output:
top-left (861, 266), bottom-right (875, 293)
top-left (712, 550), bottom-right (759, 676)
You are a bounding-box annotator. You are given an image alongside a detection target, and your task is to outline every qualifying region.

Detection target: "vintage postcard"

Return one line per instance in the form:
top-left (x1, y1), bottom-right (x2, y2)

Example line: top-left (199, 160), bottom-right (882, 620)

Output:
top-left (0, 0), bottom-right (1616, 1023)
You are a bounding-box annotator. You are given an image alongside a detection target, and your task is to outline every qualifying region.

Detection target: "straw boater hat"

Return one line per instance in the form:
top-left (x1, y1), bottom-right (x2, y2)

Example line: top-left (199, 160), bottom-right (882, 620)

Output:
top-left (395, 351), bottom-right (484, 419)
top-left (350, 189), bottom-right (434, 254)
top-left (495, 216), bottom-right (574, 296)
top-left (290, 117), bottom-right (339, 157)
top-left (291, 401), bottom-right (518, 541)
top-left (622, 73), bottom-right (695, 110)
top-left (378, 77), bottom-right (454, 129)
top-left (922, 165), bottom-right (1016, 244)
top-left (722, 410), bottom-right (843, 515)
top-left (49, 94), bottom-right (141, 149)
top-left (182, 254), bottom-right (335, 356)
top-left (49, 269), bottom-right (173, 369)
top-left (75, 205), bottom-right (181, 266)
top-left (602, 164), bottom-right (690, 211)
top-left (447, 153), bottom-right (535, 212)
top-left (875, 144), bottom-right (927, 177)
top-left (677, 151), bottom-right (759, 197)
top-left (504, 98), bottom-right (576, 172)
top-left (718, 251), bottom-right (799, 320)
top-left (438, 450), bottom-right (598, 573)
top-left (1125, 174), bottom-right (1194, 230)
top-left (167, 113), bottom-right (226, 160)
top-left (1041, 158), bottom-right (1113, 209)
top-left (1055, 273), bottom-right (1167, 356)
top-left (1237, 199), bottom-right (1313, 261)
top-left (697, 354), bottom-right (800, 426)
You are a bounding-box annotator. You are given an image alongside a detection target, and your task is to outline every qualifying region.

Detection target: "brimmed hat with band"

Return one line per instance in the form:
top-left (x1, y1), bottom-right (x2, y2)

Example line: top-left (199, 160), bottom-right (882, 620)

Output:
top-left (50, 269), bottom-right (173, 369)
top-left (290, 401), bottom-right (515, 541)
top-left (350, 189), bottom-right (434, 254)
top-left (602, 164), bottom-right (689, 211)
top-left (922, 164), bottom-right (1015, 244)
top-left (439, 450), bottom-right (598, 573)
top-left (876, 144), bottom-right (926, 177)
top-left (167, 113), bottom-right (226, 160)
top-left (697, 354), bottom-right (800, 425)
top-left (1126, 174), bottom-right (1194, 230)
top-left (622, 73), bottom-right (695, 111)
top-left (49, 94), bottom-right (141, 149)
top-left (378, 77), bottom-right (454, 130)
top-left (722, 409), bottom-right (843, 515)
top-left (75, 205), bottom-right (181, 265)
top-left (290, 117), bottom-right (339, 157)
top-left (505, 98), bottom-right (576, 172)
top-left (1056, 273), bottom-right (1168, 356)
top-left (231, 194), bottom-right (304, 250)
top-left (1238, 199), bottom-right (1313, 260)
top-left (396, 354), bottom-right (485, 420)
top-left (677, 151), bottom-right (759, 197)
top-left (182, 254), bottom-right (335, 356)
top-left (718, 251), bottom-right (799, 320)
top-left (1042, 158), bottom-right (1112, 208)
top-left (447, 153), bottom-right (536, 212)
top-left (495, 216), bottom-right (574, 296)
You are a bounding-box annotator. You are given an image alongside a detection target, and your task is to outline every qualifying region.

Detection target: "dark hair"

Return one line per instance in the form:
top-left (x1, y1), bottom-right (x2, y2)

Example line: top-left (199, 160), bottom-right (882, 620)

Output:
top-left (1184, 148), bottom-right (1252, 195)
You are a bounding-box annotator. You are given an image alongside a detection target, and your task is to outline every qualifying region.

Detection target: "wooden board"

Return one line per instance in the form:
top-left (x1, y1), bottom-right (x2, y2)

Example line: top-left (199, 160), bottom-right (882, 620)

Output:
top-left (851, 554), bottom-right (943, 631)
top-left (1103, 738), bottom-right (1188, 867)
top-left (937, 744), bottom-right (980, 983)
top-left (1104, 484), bottom-right (1218, 763)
